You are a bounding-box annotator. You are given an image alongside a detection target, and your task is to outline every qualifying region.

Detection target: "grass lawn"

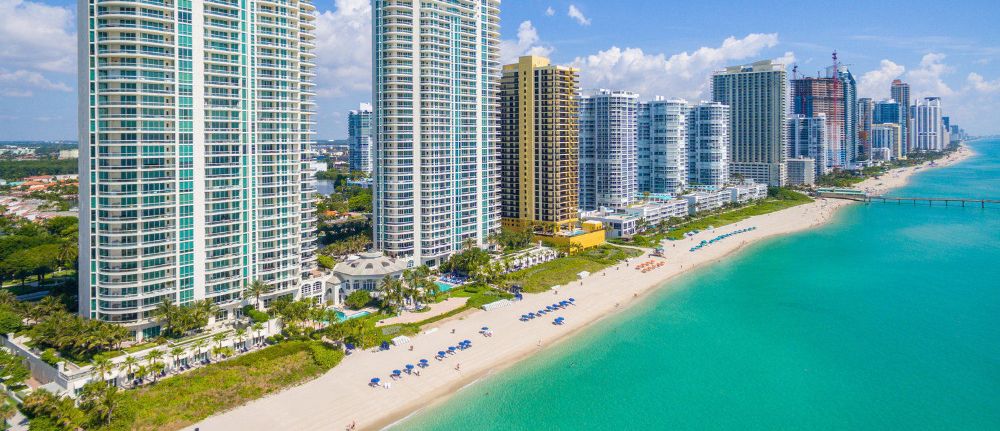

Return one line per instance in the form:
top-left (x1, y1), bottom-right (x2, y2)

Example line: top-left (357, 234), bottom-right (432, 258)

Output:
top-left (108, 340), bottom-right (343, 431)
top-left (508, 245), bottom-right (643, 293)
top-left (663, 190), bottom-right (813, 240)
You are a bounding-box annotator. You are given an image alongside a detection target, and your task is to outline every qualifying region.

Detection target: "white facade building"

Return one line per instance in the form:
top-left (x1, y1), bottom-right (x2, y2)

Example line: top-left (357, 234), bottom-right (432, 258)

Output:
top-left (681, 190), bottom-right (731, 215)
top-left (77, 0), bottom-right (319, 336)
top-left (724, 182), bottom-right (769, 204)
top-left (638, 97), bottom-right (688, 195)
top-left (871, 123), bottom-right (903, 160)
top-left (623, 199), bottom-right (689, 227)
top-left (579, 89), bottom-right (639, 210)
top-left (371, 0), bottom-right (501, 267)
top-left (580, 209), bottom-right (639, 239)
top-left (787, 114), bottom-right (829, 180)
top-left (911, 97), bottom-right (946, 152)
top-left (687, 101), bottom-right (731, 191)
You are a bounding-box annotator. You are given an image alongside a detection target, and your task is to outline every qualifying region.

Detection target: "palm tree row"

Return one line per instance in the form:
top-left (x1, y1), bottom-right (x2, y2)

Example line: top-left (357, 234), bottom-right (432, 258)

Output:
top-left (377, 265), bottom-right (440, 313)
top-left (151, 298), bottom-right (220, 338)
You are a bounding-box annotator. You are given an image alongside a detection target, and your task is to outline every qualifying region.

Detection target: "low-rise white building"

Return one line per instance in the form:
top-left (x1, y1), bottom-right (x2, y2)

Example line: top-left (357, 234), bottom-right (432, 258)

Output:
top-left (724, 182), bottom-right (769, 204)
top-left (330, 252), bottom-right (409, 302)
top-left (623, 199), bottom-right (689, 226)
top-left (580, 209), bottom-right (640, 239)
top-left (681, 190), bottom-right (731, 215)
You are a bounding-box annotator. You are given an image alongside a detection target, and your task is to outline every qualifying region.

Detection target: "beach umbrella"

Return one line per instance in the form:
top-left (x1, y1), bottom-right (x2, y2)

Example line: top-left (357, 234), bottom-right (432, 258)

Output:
top-left (546, 306), bottom-right (554, 311)
top-left (569, 298), bottom-right (575, 302)
top-left (481, 326), bottom-right (489, 331)
top-left (448, 346), bottom-right (456, 351)
top-left (463, 339), bottom-right (471, 344)
top-left (438, 351), bottom-right (446, 357)
top-left (381, 341), bottom-right (390, 350)
top-left (371, 378), bottom-right (380, 384)
top-left (392, 369), bottom-right (401, 375)
top-left (420, 359), bottom-right (429, 364)
top-left (345, 343), bottom-right (355, 350)
top-left (406, 364), bottom-right (415, 370)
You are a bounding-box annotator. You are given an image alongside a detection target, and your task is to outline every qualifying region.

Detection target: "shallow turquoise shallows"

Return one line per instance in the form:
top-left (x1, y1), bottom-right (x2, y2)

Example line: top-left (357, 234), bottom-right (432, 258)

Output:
top-left (398, 140), bottom-right (1000, 430)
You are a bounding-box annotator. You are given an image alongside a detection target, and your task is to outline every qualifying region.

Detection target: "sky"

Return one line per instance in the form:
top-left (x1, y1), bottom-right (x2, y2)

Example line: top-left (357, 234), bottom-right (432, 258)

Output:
top-left (2, 0), bottom-right (1000, 141)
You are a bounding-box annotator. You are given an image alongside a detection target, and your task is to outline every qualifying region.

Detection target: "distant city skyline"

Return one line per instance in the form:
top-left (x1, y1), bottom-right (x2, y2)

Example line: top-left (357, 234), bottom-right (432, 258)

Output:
top-left (2, 0), bottom-right (1000, 140)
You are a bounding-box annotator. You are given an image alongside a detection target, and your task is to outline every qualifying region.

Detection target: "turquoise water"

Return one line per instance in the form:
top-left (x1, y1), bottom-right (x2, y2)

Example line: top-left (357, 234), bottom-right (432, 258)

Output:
top-left (435, 281), bottom-right (457, 292)
top-left (400, 140), bottom-right (1000, 430)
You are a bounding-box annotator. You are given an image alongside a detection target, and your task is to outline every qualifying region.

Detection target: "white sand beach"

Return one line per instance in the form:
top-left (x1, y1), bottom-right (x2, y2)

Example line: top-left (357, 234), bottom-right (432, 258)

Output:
top-left (190, 145), bottom-right (973, 431)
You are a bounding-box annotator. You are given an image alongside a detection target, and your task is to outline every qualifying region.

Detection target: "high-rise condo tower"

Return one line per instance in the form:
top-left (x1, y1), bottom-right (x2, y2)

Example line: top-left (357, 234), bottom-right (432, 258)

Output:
top-left (371, 0), bottom-right (502, 266)
top-left (78, 0), bottom-right (319, 337)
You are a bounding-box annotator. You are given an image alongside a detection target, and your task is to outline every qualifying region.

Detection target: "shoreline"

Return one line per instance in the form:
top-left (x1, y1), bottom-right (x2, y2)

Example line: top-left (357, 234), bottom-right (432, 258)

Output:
top-left (190, 145), bottom-right (975, 431)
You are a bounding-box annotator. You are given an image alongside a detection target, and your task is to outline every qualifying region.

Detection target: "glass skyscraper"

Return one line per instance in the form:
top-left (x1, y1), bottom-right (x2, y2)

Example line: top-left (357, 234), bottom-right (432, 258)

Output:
top-left (78, 0), bottom-right (319, 337)
top-left (348, 104), bottom-right (373, 174)
top-left (371, 0), bottom-right (502, 266)
top-left (579, 89), bottom-right (639, 210)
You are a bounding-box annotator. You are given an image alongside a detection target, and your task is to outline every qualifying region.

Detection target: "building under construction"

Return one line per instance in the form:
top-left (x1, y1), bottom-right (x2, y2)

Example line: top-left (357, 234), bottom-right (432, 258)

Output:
top-left (790, 55), bottom-right (858, 169)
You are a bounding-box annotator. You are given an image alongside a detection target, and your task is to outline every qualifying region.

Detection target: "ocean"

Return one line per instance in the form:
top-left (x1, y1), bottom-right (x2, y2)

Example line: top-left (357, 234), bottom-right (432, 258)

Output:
top-left (397, 139), bottom-right (1000, 430)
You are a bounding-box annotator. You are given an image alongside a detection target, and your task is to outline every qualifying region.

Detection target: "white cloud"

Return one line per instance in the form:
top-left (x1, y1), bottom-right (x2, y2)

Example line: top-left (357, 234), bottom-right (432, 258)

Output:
top-left (500, 21), bottom-right (554, 65)
top-left (967, 73), bottom-right (1000, 93)
top-left (314, 0), bottom-right (372, 98)
top-left (545, 6), bottom-right (555, 16)
top-left (0, 69), bottom-right (72, 97)
top-left (567, 5), bottom-right (591, 26)
top-left (907, 53), bottom-right (954, 98)
top-left (774, 51), bottom-right (796, 67)
top-left (0, 0), bottom-right (76, 73)
top-left (570, 33), bottom-right (780, 100)
top-left (858, 59), bottom-right (905, 99)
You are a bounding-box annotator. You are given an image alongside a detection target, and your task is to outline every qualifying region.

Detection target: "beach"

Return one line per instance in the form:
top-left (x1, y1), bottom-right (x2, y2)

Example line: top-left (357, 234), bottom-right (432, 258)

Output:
top-left (190, 145), bottom-right (974, 431)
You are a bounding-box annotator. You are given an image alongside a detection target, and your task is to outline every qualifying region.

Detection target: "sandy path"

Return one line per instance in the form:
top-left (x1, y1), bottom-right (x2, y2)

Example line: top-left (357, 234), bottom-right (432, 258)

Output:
top-left (190, 146), bottom-right (974, 431)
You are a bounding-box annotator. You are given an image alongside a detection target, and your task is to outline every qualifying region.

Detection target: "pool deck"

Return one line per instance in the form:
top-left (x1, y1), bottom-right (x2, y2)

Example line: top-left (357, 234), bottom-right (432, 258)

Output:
top-left (378, 298), bottom-right (468, 326)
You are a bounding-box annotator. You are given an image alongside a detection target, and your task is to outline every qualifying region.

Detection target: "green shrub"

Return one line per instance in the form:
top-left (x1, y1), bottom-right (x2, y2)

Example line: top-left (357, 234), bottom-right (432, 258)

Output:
top-left (344, 290), bottom-right (371, 310)
top-left (0, 308), bottom-right (23, 334)
top-left (242, 306), bottom-right (270, 324)
top-left (40, 348), bottom-right (60, 366)
top-left (308, 342), bottom-right (344, 368)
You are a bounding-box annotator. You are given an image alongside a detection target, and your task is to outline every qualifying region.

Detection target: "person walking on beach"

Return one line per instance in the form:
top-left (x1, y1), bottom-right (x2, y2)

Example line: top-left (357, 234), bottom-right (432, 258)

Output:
top-left (455, 363), bottom-right (461, 371)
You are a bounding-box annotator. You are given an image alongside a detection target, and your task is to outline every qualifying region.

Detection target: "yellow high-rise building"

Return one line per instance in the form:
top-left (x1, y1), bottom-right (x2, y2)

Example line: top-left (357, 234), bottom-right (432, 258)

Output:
top-left (500, 56), bottom-right (580, 232)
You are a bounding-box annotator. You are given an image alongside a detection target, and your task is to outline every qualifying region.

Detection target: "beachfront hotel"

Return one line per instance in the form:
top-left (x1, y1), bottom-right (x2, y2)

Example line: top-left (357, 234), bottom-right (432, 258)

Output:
top-left (348, 104), bottom-right (373, 174)
top-left (712, 60), bottom-right (788, 186)
top-left (871, 123), bottom-right (903, 160)
top-left (77, 0), bottom-right (320, 337)
top-left (371, 0), bottom-right (502, 266)
top-left (499, 56), bottom-right (580, 232)
top-left (638, 97), bottom-right (688, 195)
top-left (579, 89), bottom-right (640, 210)
top-left (687, 101), bottom-right (731, 191)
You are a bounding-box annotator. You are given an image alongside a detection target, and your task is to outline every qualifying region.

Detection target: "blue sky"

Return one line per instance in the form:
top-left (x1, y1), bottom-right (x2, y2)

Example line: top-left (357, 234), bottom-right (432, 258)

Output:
top-left (2, 0), bottom-right (999, 140)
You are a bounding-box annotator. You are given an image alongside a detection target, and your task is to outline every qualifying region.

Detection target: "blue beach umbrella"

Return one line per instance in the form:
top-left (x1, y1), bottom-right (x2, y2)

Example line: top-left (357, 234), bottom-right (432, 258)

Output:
top-left (448, 346), bottom-right (456, 351)
top-left (481, 327), bottom-right (489, 331)
top-left (463, 339), bottom-right (471, 344)
top-left (438, 351), bottom-right (446, 357)
top-left (371, 378), bottom-right (380, 384)
top-left (406, 364), bottom-right (415, 370)
top-left (392, 369), bottom-right (401, 375)
top-left (569, 298), bottom-right (575, 302)
top-left (420, 359), bottom-right (429, 364)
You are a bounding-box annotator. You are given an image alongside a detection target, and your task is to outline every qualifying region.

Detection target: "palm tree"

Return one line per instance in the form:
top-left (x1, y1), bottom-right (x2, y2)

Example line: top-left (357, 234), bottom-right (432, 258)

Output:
top-left (149, 362), bottom-right (166, 382)
top-left (212, 332), bottom-right (226, 351)
top-left (0, 401), bottom-right (16, 430)
top-left (377, 276), bottom-right (405, 314)
top-left (234, 328), bottom-right (247, 351)
top-left (152, 299), bottom-right (179, 336)
top-left (120, 355), bottom-right (138, 382)
top-left (91, 357), bottom-right (113, 385)
top-left (133, 365), bottom-right (148, 385)
top-left (244, 279), bottom-right (270, 310)
top-left (251, 322), bottom-right (264, 345)
top-left (193, 339), bottom-right (208, 362)
top-left (80, 383), bottom-right (123, 426)
top-left (146, 349), bottom-right (164, 367)
top-left (170, 346), bottom-right (186, 370)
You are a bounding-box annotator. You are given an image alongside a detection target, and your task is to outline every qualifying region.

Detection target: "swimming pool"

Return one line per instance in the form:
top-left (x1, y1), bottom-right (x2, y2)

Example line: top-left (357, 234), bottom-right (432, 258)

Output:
top-left (332, 310), bottom-right (371, 322)
top-left (435, 281), bottom-right (457, 292)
